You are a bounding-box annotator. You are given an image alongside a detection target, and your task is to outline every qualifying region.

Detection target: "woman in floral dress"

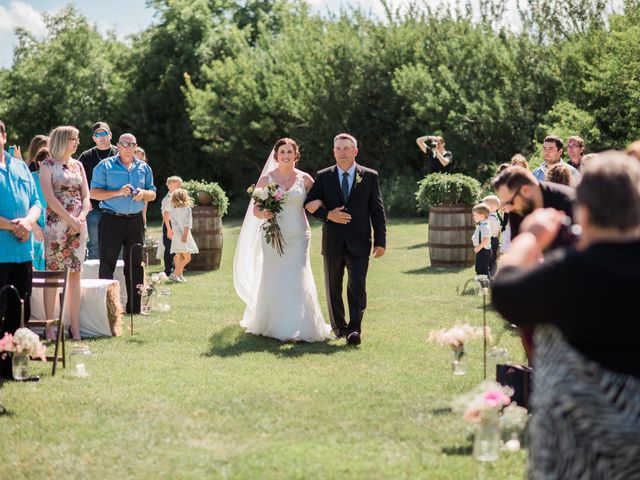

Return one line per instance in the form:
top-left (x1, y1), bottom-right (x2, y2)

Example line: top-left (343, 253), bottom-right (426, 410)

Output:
top-left (40, 126), bottom-right (90, 340)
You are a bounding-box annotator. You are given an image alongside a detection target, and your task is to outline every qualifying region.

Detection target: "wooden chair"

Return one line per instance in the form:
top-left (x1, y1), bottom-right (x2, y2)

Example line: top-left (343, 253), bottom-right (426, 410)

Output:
top-left (29, 268), bottom-right (70, 376)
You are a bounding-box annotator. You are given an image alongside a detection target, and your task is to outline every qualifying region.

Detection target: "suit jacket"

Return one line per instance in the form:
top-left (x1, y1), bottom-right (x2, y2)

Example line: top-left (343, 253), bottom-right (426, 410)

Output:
top-left (306, 164), bottom-right (386, 257)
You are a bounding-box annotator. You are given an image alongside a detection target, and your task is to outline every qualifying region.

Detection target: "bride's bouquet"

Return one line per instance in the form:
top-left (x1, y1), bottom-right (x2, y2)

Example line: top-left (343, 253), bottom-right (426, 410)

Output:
top-left (247, 182), bottom-right (288, 255)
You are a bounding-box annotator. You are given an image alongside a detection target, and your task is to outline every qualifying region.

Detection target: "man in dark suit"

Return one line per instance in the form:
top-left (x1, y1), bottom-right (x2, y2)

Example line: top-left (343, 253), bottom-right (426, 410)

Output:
top-left (305, 133), bottom-right (386, 345)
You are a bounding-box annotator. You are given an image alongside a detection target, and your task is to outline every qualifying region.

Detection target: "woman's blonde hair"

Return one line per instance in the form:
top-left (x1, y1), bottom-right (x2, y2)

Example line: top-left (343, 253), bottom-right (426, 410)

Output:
top-left (48, 126), bottom-right (79, 160)
top-left (170, 188), bottom-right (194, 208)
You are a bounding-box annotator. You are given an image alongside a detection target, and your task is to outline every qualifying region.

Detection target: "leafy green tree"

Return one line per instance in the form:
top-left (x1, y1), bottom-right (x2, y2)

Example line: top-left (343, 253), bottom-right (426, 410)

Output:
top-left (0, 6), bottom-right (125, 154)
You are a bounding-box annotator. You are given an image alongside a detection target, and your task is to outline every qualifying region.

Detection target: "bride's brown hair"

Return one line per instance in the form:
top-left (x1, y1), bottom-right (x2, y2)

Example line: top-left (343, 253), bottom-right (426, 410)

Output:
top-left (273, 137), bottom-right (301, 163)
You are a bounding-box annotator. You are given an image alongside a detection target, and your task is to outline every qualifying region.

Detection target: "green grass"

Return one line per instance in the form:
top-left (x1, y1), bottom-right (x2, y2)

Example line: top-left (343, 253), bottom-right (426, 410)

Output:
top-left (0, 219), bottom-right (526, 479)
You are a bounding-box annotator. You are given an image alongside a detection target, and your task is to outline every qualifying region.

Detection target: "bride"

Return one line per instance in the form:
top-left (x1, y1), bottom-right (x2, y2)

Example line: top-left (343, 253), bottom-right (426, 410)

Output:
top-left (233, 138), bottom-right (331, 342)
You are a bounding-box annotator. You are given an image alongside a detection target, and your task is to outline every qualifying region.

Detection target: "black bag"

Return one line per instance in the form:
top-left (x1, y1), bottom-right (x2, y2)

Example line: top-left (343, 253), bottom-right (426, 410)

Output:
top-left (496, 363), bottom-right (532, 409)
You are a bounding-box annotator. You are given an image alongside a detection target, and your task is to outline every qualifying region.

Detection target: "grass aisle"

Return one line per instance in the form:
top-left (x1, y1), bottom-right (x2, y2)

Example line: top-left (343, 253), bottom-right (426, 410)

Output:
top-left (1, 219), bottom-right (526, 479)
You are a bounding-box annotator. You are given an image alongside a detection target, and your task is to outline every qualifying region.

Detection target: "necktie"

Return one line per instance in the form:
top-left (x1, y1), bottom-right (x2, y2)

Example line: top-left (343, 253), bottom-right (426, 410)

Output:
top-left (341, 171), bottom-right (350, 200)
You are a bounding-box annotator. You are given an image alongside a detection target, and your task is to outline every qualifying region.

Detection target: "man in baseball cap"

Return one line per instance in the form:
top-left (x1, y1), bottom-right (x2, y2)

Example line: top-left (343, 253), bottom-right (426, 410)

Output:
top-left (79, 121), bottom-right (117, 259)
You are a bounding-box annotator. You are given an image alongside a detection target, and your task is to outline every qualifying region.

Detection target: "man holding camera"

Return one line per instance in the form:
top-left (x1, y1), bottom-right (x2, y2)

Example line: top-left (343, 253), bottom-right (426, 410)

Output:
top-left (90, 133), bottom-right (156, 314)
top-left (416, 134), bottom-right (452, 174)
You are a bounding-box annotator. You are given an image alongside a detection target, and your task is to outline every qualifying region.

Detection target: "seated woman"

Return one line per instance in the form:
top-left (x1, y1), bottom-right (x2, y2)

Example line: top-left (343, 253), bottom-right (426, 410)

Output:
top-left (492, 152), bottom-right (640, 479)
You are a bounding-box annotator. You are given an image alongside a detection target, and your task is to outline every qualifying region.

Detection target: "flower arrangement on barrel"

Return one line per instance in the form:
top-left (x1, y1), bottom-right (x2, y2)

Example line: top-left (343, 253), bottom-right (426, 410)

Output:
top-left (453, 380), bottom-right (529, 462)
top-left (0, 328), bottom-right (47, 380)
top-left (428, 323), bottom-right (490, 375)
top-left (137, 272), bottom-right (171, 314)
top-left (247, 183), bottom-right (288, 255)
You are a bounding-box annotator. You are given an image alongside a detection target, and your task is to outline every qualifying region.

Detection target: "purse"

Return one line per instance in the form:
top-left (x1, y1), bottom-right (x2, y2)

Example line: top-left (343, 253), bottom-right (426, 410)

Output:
top-left (496, 363), bottom-right (532, 409)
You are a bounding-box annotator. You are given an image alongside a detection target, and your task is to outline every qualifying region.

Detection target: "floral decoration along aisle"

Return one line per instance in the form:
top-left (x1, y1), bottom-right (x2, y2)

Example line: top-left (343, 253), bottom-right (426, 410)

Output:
top-left (428, 323), bottom-right (490, 375)
top-left (137, 272), bottom-right (171, 314)
top-left (0, 328), bottom-right (47, 381)
top-left (453, 380), bottom-right (529, 462)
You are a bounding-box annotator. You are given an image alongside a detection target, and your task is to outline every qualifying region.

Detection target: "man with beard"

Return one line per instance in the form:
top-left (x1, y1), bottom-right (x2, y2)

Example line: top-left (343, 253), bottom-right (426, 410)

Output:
top-left (492, 166), bottom-right (575, 249)
top-left (491, 166), bottom-right (575, 362)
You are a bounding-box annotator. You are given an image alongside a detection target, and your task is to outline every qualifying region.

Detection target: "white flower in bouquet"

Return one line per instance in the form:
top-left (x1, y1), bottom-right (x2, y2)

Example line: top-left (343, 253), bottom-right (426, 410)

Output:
top-left (253, 187), bottom-right (269, 201)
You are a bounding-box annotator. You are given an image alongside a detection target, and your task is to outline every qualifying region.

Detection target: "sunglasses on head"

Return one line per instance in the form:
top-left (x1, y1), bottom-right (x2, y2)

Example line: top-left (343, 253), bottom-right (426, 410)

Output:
top-left (94, 131), bottom-right (109, 138)
top-left (119, 141), bottom-right (137, 148)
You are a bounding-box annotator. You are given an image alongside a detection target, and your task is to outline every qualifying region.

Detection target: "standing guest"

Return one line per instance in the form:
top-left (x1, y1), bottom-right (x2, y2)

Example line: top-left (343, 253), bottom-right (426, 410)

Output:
top-left (492, 166), bottom-right (576, 362)
top-left (78, 122), bottom-right (117, 260)
top-left (134, 146), bottom-right (148, 228)
top-left (510, 154), bottom-right (529, 170)
top-left (533, 135), bottom-right (580, 182)
top-left (566, 135), bottom-right (585, 171)
top-left (492, 153), bottom-right (640, 479)
top-left (416, 134), bottom-right (452, 173)
top-left (493, 166), bottom-right (575, 247)
top-left (545, 163), bottom-right (572, 186)
top-left (0, 119), bottom-right (42, 378)
top-left (27, 135), bottom-right (49, 173)
top-left (135, 147), bottom-right (146, 160)
top-left (482, 195), bottom-right (502, 275)
top-left (169, 188), bottom-right (198, 282)
top-left (90, 133), bottom-right (156, 315)
top-left (160, 176), bottom-right (183, 276)
top-left (30, 147), bottom-right (50, 271)
top-left (471, 203), bottom-right (491, 277)
top-left (40, 126), bottom-right (90, 341)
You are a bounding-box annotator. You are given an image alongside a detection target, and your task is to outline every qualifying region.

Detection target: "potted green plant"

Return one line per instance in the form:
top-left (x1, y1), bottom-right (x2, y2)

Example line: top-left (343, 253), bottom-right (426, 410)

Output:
top-left (415, 173), bottom-right (482, 268)
top-left (182, 179), bottom-right (229, 215)
top-left (182, 179), bottom-right (229, 270)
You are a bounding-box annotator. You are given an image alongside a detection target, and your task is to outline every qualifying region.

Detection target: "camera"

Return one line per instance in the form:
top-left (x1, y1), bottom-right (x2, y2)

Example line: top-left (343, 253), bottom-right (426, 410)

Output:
top-left (429, 141), bottom-right (438, 148)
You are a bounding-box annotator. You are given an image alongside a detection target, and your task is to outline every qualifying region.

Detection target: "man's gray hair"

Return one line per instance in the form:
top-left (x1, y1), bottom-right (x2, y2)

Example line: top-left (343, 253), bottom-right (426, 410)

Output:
top-left (334, 133), bottom-right (358, 148)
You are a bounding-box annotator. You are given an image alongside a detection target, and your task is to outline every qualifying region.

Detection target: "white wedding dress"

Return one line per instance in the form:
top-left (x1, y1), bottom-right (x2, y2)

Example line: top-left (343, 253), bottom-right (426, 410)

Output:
top-left (234, 170), bottom-right (331, 342)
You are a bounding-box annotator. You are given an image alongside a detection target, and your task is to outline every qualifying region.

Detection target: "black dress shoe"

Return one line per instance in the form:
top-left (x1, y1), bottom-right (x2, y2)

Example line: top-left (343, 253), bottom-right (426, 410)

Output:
top-left (346, 332), bottom-right (361, 345)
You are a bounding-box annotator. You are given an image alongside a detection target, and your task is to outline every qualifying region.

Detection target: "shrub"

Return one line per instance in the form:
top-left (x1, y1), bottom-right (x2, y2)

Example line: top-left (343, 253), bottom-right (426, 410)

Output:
top-left (183, 179), bottom-right (229, 217)
top-left (415, 173), bottom-right (482, 212)
top-left (381, 171), bottom-right (423, 217)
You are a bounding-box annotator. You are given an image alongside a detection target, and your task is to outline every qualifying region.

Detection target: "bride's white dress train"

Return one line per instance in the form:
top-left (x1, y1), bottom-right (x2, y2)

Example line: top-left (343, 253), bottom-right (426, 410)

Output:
top-left (237, 174), bottom-right (331, 342)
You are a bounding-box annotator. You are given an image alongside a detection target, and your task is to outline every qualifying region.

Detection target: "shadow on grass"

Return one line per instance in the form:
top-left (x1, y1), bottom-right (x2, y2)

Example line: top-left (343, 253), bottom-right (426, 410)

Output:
top-left (429, 407), bottom-right (453, 415)
top-left (405, 242), bottom-right (428, 250)
top-left (442, 444), bottom-right (472, 456)
top-left (205, 325), bottom-right (347, 358)
top-left (404, 265), bottom-right (464, 275)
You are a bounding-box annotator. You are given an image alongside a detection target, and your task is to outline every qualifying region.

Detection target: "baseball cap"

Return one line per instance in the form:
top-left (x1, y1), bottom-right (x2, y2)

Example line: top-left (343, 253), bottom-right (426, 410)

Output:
top-left (92, 122), bottom-right (111, 134)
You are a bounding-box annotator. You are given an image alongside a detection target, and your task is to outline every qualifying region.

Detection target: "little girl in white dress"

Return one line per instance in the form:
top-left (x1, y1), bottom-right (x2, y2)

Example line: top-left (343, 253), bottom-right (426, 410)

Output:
top-left (169, 188), bottom-right (199, 282)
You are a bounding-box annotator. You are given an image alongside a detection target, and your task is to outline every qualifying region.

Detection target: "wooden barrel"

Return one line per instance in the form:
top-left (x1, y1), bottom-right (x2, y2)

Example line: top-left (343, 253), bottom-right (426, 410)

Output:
top-left (189, 206), bottom-right (223, 270)
top-left (428, 204), bottom-right (475, 268)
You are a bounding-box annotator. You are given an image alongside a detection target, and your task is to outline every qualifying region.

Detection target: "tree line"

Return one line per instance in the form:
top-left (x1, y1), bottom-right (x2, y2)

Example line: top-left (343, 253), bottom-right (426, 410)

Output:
top-left (1, 0), bottom-right (638, 216)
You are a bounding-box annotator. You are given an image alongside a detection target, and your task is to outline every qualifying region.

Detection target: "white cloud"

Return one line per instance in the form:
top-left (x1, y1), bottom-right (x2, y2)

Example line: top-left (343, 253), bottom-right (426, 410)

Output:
top-left (0, 0), bottom-right (46, 35)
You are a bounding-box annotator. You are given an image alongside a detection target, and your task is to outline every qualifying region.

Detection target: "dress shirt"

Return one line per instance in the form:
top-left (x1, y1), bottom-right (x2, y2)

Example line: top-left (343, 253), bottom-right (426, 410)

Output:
top-left (337, 163), bottom-right (357, 197)
top-left (0, 152), bottom-right (42, 263)
top-left (91, 155), bottom-right (156, 214)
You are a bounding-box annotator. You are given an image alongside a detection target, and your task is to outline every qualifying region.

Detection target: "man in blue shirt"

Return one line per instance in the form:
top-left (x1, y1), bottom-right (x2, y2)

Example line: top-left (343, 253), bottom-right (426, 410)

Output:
top-left (90, 133), bottom-right (156, 314)
top-left (533, 135), bottom-right (580, 183)
top-left (0, 120), bottom-right (42, 378)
